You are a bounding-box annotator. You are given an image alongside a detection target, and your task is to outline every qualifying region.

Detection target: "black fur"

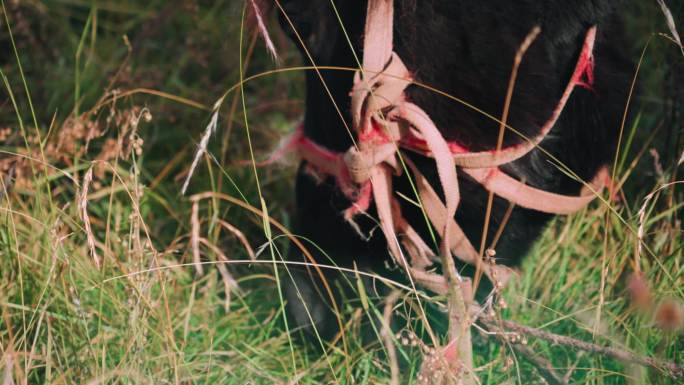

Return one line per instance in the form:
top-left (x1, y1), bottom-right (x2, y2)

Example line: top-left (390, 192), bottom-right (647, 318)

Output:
top-left (277, 0), bottom-right (633, 340)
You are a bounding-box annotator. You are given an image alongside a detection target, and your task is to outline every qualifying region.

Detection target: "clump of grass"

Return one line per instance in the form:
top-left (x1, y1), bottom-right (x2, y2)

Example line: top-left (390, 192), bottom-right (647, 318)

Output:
top-left (1, 1), bottom-right (682, 384)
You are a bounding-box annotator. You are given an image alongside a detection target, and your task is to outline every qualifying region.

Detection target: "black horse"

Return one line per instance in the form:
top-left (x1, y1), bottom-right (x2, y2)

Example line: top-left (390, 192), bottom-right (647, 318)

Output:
top-left (275, 0), bottom-right (633, 340)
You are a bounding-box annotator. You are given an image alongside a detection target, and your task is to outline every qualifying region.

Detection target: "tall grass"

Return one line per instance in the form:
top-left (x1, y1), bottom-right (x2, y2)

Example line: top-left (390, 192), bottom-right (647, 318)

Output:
top-left (1, 1), bottom-right (682, 384)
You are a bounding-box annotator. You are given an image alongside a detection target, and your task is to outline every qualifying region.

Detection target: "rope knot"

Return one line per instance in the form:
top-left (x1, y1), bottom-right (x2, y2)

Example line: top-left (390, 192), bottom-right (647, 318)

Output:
top-left (342, 142), bottom-right (399, 184)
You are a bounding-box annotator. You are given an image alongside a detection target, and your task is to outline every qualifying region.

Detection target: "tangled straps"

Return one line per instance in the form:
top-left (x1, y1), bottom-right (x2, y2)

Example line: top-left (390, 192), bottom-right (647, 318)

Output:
top-left (286, 0), bottom-right (607, 295)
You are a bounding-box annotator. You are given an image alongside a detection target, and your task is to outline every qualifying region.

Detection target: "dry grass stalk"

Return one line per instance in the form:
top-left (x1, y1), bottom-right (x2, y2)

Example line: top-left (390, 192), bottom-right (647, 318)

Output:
top-left (381, 291), bottom-right (402, 385)
top-left (190, 200), bottom-right (203, 275)
top-left (656, 0), bottom-right (683, 55)
top-left (635, 192), bottom-right (651, 272)
top-left (79, 167), bottom-right (101, 268)
top-left (181, 98), bottom-right (223, 195)
top-left (635, 180), bottom-right (683, 271)
top-left (218, 219), bottom-right (256, 261)
top-left (1, 308), bottom-right (19, 385)
top-left (248, 0), bottom-right (278, 61)
top-left (199, 238), bottom-right (240, 312)
top-left (2, 352), bottom-right (13, 385)
top-left (0, 163), bottom-right (15, 201)
top-left (649, 148), bottom-right (664, 180)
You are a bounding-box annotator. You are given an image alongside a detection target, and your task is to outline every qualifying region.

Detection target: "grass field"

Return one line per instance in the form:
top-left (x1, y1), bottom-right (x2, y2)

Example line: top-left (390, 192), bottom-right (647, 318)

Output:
top-left (1, 1), bottom-right (683, 384)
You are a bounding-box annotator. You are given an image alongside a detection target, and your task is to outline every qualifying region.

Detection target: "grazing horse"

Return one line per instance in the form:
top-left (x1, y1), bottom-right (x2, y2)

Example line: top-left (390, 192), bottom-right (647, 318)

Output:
top-left (274, 0), bottom-right (632, 340)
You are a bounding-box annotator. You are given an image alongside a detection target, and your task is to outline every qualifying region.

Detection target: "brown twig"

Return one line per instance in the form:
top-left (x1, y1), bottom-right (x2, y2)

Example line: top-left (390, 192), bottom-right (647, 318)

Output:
top-left (513, 343), bottom-right (568, 385)
top-left (480, 315), bottom-right (684, 379)
top-left (474, 25), bottom-right (540, 294)
top-left (480, 317), bottom-right (566, 385)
